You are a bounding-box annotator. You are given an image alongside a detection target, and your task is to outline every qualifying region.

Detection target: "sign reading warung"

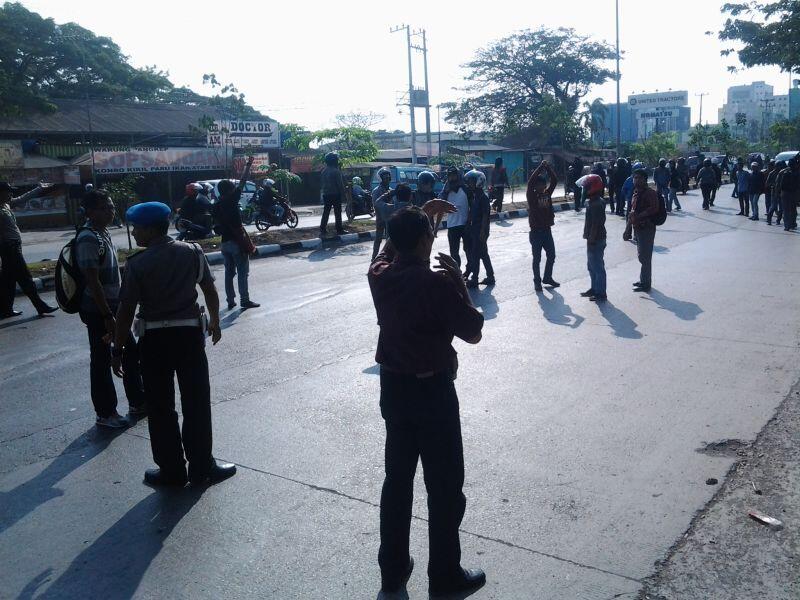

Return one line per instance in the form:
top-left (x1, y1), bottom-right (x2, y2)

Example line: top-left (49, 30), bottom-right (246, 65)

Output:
top-left (92, 147), bottom-right (231, 174)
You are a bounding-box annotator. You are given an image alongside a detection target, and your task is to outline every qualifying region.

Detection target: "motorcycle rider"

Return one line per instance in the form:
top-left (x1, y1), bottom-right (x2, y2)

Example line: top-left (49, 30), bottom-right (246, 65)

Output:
top-left (371, 167), bottom-right (393, 260)
top-left (414, 171), bottom-right (437, 207)
top-left (176, 183), bottom-right (213, 240)
top-left (350, 176), bottom-right (372, 214)
top-left (256, 179), bottom-right (285, 224)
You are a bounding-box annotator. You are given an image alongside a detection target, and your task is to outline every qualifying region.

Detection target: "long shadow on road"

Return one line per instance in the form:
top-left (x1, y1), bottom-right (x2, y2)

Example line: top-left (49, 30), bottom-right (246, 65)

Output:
top-left (536, 290), bottom-right (584, 329)
top-left (596, 300), bottom-right (643, 339)
top-left (0, 427), bottom-right (123, 537)
top-left (19, 488), bottom-right (203, 599)
top-left (641, 288), bottom-right (703, 321)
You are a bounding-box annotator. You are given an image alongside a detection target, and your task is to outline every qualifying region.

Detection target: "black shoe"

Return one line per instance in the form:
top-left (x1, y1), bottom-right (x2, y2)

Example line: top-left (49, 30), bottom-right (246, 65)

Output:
top-left (589, 294), bottom-right (607, 302)
top-left (240, 300), bottom-right (260, 310)
top-left (542, 278), bottom-right (560, 288)
top-left (429, 568), bottom-right (486, 597)
top-left (580, 289), bottom-right (595, 297)
top-left (380, 556), bottom-right (414, 594)
top-left (336, 229), bottom-right (346, 235)
top-left (227, 301), bottom-right (236, 310)
top-left (479, 277), bottom-right (496, 286)
top-left (190, 460), bottom-right (237, 485)
top-left (736, 212), bottom-right (743, 215)
top-left (534, 283), bottom-right (543, 292)
top-left (633, 285), bottom-right (651, 293)
top-left (0, 310), bottom-right (23, 319)
top-left (466, 278), bottom-right (479, 289)
top-left (144, 468), bottom-right (188, 487)
top-left (36, 303), bottom-right (58, 315)
top-left (632, 281), bottom-right (641, 287)
top-left (128, 404), bottom-right (147, 418)
top-left (767, 219), bottom-right (772, 225)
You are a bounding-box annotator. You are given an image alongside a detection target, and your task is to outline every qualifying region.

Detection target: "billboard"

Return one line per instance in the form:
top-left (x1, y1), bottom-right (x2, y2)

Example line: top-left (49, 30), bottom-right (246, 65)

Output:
top-left (209, 120), bottom-right (281, 149)
top-left (92, 147), bottom-right (231, 174)
top-left (628, 91), bottom-right (688, 108)
top-left (637, 109), bottom-right (678, 120)
top-left (0, 141), bottom-right (24, 169)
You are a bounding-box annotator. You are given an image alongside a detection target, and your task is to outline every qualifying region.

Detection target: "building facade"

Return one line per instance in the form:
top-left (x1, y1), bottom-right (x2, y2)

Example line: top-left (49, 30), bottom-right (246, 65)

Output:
top-left (717, 81), bottom-right (798, 140)
top-left (590, 91), bottom-right (691, 145)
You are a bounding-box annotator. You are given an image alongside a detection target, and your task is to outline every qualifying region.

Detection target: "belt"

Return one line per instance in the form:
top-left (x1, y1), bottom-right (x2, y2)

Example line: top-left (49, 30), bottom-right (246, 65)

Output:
top-left (142, 317), bottom-right (202, 331)
top-left (380, 366), bottom-right (439, 379)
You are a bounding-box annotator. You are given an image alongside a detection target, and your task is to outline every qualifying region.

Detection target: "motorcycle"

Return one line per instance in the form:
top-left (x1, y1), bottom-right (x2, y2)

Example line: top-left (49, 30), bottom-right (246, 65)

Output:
top-left (174, 216), bottom-right (213, 241)
top-left (254, 195), bottom-right (299, 231)
top-left (345, 186), bottom-right (375, 221)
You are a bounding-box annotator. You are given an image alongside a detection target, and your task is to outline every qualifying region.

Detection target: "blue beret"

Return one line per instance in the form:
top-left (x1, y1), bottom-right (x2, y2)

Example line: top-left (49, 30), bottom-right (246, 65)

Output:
top-left (126, 202), bottom-right (171, 226)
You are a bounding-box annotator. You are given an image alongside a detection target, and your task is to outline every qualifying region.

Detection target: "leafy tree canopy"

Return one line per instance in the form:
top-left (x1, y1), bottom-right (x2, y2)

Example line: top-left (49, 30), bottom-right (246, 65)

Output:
top-left (441, 27), bottom-right (616, 148)
top-left (0, 2), bottom-right (261, 118)
top-left (630, 133), bottom-right (678, 166)
top-left (718, 1), bottom-right (800, 72)
top-left (279, 125), bottom-right (378, 167)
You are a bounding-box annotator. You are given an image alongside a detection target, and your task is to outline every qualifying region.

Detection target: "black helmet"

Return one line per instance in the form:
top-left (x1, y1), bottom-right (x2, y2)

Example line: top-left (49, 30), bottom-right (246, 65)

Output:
top-left (703, 158), bottom-right (712, 166)
top-left (324, 152), bottom-right (339, 166)
top-left (377, 166), bottom-right (392, 181)
top-left (418, 170), bottom-right (436, 186)
top-left (659, 158), bottom-right (667, 167)
top-left (446, 166), bottom-right (460, 176)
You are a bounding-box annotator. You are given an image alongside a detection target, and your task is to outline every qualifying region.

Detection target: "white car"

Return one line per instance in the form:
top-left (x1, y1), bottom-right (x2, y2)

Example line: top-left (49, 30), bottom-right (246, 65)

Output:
top-left (196, 179), bottom-right (257, 208)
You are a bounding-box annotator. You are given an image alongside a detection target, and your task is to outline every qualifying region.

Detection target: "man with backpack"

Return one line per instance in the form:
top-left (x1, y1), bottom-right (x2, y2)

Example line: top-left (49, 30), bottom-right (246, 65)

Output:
top-left (0, 181), bottom-right (59, 319)
top-left (76, 191), bottom-right (145, 427)
top-left (627, 169), bottom-right (661, 293)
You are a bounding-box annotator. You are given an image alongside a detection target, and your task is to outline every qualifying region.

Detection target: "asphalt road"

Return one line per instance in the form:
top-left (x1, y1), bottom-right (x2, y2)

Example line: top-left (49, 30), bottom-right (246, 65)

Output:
top-left (1, 184), bottom-right (798, 599)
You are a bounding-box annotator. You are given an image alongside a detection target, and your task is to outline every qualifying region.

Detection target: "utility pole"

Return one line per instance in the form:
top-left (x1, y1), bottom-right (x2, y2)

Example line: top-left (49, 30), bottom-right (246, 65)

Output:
top-left (760, 97), bottom-right (775, 141)
top-left (615, 0), bottom-right (621, 156)
top-left (390, 25), bottom-right (417, 164)
top-left (695, 92), bottom-right (708, 125)
top-left (418, 30), bottom-right (432, 156)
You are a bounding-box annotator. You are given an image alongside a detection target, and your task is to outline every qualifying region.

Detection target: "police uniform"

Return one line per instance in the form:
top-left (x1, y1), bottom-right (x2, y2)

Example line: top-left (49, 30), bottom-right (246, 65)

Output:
top-left (120, 202), bottom-right (235, 486)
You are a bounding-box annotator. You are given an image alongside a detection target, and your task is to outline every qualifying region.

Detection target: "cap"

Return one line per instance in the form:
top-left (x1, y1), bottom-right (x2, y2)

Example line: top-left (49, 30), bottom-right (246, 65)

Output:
top-left (0, 182), bottom-right (17, 192)
top-left (126, 201), bottom-right (172, 226)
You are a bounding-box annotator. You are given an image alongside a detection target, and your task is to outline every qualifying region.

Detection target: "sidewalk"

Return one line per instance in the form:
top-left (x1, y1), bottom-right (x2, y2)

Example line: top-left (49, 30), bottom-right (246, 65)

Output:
top-left (641, 380), bottom-right (800, 600)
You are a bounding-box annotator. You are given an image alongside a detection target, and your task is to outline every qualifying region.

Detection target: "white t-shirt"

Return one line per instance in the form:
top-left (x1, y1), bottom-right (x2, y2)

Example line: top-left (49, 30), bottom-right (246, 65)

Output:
top-left (445, 188), bottom-right (469, 228)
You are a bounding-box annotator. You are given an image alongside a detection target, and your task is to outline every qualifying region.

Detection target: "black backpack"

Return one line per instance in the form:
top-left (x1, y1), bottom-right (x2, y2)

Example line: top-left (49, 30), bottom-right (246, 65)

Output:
top-left (54, 227), bottom-right (106, 314)
top-left (653, 191), bottom-right (668, 226)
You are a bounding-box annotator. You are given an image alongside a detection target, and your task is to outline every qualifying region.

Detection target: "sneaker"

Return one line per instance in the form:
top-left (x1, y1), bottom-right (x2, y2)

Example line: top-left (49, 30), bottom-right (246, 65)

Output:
top-left (96, 414), bottom-right (129, 429)
top-left (227, 301), bottom-right (236, 310)
top-left (479, 277), bottom-right (496, 286)
top-left (589, 294), bottom-right (607, 302)
top-left (240, 300), bottom-right (260, 310)
top-left (580, 289), bottom-right (595, 297)
top-left (429, 568), bottom-right (486, 597)
top-left (534, 283), bottom-right (543, 292)
top-left (36, 303), bottom-right (59, 315)
top-left (542, 278), bottom-right (560, 288)
top-left (466, 279), bottom-right (479, 289)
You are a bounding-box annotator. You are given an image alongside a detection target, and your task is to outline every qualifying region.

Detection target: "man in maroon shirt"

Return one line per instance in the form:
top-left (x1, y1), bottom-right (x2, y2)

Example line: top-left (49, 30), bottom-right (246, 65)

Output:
top-left (627, 168), bottom-right (659, 292)
top-left (368, 201), bottom-right (486, 598)
top-left (526, 160), bottom-right (559, 291)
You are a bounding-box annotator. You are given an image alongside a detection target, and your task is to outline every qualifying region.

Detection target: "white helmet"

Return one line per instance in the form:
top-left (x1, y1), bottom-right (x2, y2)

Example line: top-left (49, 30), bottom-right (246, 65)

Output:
top-left (263, 179), bottom-right (275, 189)
top-left (464, 169), bottom-right (486, 189)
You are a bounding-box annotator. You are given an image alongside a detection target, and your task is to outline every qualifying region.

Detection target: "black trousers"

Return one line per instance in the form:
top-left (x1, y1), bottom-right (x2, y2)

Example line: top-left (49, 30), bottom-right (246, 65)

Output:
top-left (465, 234), bottom-right (493, 282)
top-left (447, 225), bottom-right (468, 268)
top-left (378, 369), bottom-right (466, 585)
top-left (320, 193), bottom-right (344, 234)
top-left (608, 185), bottom-right (616, 213)
top-left (635, 225), bottom-right (656, 287)
top-left (80, 310), bottom-right (144, 418)
top-left (783, 192), bottom-right (798, 229)
top-left (0, 241), bottom-right (43, 314)
top-left (491, 187), bottom-right (505, 213)
top-left (700, 184), bottom-right (715, 209)
top-left (140, 326), bottom-right (213, 479)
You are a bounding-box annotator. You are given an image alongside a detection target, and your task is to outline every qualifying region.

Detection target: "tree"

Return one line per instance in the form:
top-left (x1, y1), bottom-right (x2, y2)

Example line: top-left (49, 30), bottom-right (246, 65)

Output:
top-left (441, 27), bottom-right (616, 148)
top-left (335, 111), bottom-right (385, 129)
top-left (0, 2), bottom-right (261, 117)
top-left (688, 124), bottom-right (712, 151)
top-left (769, 117), bottom-right (800, 151)
top-left (312, 127), bottom-right (378, 166)
top-left (630, 133), bottom-right (678, 166)
top-left (718, 1), bottom-right (800, 72)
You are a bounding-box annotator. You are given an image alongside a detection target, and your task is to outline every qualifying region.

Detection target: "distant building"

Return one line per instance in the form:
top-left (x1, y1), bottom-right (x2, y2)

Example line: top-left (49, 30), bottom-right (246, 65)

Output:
top-left (590, 91), bottom-right (691, 145)
top-left (717, 81), bottom-right (795, 140)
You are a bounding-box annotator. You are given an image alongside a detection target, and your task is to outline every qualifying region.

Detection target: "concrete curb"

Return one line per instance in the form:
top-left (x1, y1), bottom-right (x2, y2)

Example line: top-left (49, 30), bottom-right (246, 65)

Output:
top-left (19, 203), bottom-right (569, 296)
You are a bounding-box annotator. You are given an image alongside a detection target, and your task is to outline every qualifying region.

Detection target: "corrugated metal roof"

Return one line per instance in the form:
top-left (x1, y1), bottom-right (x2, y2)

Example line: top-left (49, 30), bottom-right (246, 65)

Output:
top-left (23, 154), bottom-right (70, 168)
top-left (0, 99), bottom-right (226, 136)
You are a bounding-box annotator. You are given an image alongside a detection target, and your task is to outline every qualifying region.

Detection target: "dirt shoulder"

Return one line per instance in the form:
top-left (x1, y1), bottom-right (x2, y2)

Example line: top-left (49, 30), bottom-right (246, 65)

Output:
top-left (640, 381), bottom-right (800, 600)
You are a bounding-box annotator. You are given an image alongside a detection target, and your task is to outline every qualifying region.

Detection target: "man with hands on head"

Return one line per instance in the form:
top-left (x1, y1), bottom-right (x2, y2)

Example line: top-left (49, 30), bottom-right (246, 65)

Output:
top-left (369, 198), bottom-right (486, 598)
top-left (112, 201), bottom-right (234, 488)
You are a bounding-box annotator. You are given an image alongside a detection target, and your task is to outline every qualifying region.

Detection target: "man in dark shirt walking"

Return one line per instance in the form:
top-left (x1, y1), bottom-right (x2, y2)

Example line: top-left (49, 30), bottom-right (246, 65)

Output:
top-left (627, 169), bottom-right (659, 292)
top-left (214, 156), bottom-right (259, 310)
top-left (780, 157), bottom-right (799, 231)
top-left (526, 160), bottom-right (559, 292)
top-left (319, 152), bottom-right (346, 236)
top-left (579, 175), bottom-right (607, 301)
top-left (369, 200), bottom-right (486, 598)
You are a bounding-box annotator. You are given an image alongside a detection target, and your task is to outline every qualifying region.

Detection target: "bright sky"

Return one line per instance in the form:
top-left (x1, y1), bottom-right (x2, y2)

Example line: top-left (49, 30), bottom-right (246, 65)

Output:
top-left (22, 0), bottom-right (794, 132)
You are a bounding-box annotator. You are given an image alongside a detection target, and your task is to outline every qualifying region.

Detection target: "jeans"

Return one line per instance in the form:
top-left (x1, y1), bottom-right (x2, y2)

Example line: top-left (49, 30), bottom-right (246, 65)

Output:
top-left (221, 240), bottom-right (250, 304)
top-left (372, 221), bottom-right (386, 260)
top-left (782, 192), bottom-right (798, 229)
top-left (750, 193), bottom-right (761, 219)
top-left (529, 228), bottom-right (555, 284)
top-left (700, 184), bottom-right (715, 209)
top-left (586, 240), bottom-right (607, 295)
top-left (608, 185), bottom-right (616, 213)
top-left (0, 241), bottom-right (47, 314)
top-left (465, 232), bottom-right (493, 282)
top-left (447, 225), bottom-right (468, 268)
top-left (320, 193), bottom-right (344, 233)
top-left (767, 191), bottom-right (782, 222)
top-left (140, 327), bottom-right (213, 479)
top-left (79, 309), bottom-right (144, 418)
top-left (378, 369), bottom-right (465, 585)
top-left (635, 225), bottom-right (656, 288)
top-left (667, 187), bottom-right (682, 210)
top-left (738, 192), bottom-right (750, 215)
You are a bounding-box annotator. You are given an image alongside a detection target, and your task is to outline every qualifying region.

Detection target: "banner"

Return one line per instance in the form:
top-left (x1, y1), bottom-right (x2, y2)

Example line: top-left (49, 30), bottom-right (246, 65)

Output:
top-left (628, 91), bottom-right (688, 108)
top-left (91, 147), bottom-right (231, 174)
top-left (210, 120), bottom-right (281, 149)
top-left (232, 153), bottom-right (275, 174)
top-left (63, 166), bottom-right (81, 185)
top-left (0, 141), bottom-right (24, 169)
top-left (637, 109), bottom-right (677, 120)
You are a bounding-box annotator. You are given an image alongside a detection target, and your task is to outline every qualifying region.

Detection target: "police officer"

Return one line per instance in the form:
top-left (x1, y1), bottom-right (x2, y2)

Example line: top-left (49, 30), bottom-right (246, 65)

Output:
top-left (112, 202), bottom-right (236, 487)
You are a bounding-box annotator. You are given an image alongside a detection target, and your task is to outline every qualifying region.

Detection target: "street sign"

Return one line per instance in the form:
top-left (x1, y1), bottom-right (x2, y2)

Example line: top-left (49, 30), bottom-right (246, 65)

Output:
top-left (628, 91), bottom-right (688, 108)
top-left (208, 120), bottom-right (280, 149)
